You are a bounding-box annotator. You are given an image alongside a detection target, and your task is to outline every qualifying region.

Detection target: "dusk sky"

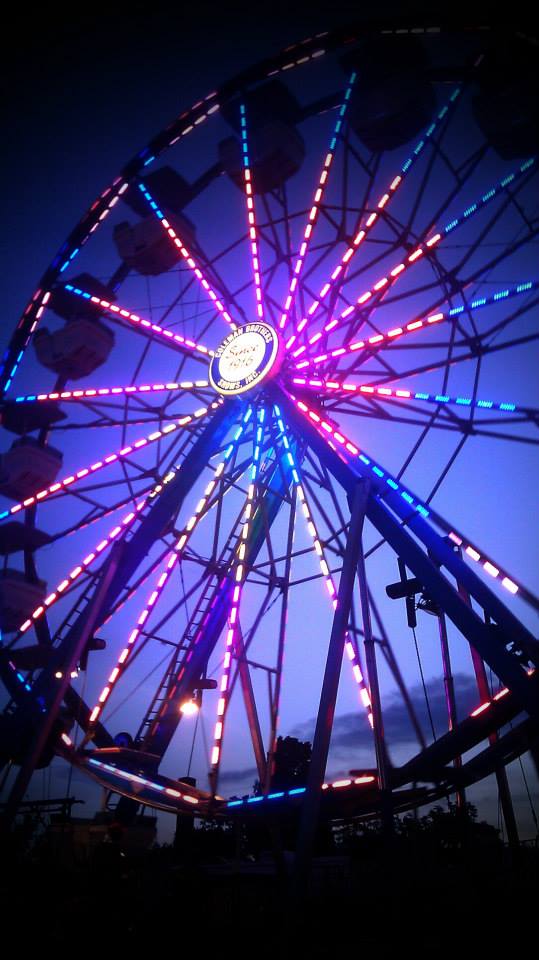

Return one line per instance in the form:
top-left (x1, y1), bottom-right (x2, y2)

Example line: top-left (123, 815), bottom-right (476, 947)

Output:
top-left (2, 4), bottom-right (537, 842)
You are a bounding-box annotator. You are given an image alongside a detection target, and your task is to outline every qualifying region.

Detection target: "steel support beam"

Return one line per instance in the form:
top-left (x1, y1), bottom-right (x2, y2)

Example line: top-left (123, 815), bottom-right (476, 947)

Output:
top-left (28, 401), bottom-right (238, 712)
top-left (458, 574), bottom-right (519, 846)
top-left (235, 626), bottom-right (267, 785)
top-left (294, 481), bottom-right (367, 888)
top-left (278, 388), bottom-right (539, 719)
top-left (1, 402), bottom-right (238, 821)
top-left (142, 446), bottom-right (296, 760)
top-left (3, 541), bottom-right (122, 827)
top-left (354, 492), bottom-right (393, 832)
top-left (437, 609), bottom-right (465, 808)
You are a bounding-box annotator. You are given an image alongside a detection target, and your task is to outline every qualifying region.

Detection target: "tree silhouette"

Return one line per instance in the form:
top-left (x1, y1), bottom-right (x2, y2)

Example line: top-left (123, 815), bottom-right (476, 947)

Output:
top-left (253, 735), bottom-right (312, 795)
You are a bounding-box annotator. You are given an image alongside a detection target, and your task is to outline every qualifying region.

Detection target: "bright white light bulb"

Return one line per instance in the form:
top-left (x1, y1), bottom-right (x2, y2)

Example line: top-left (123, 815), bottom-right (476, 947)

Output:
top-left (180, 698), bottom-right (199, 717)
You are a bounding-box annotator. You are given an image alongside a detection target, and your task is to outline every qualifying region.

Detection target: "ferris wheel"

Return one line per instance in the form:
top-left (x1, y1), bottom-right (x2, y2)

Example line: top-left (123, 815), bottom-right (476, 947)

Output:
top-left (0, 20), bottom-right (538, 848)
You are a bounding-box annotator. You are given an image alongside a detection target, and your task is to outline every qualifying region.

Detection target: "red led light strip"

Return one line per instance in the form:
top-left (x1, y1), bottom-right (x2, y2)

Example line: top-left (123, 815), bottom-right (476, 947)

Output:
top-left (294, 306), bottom-right (448, 369)
top-left (14, 380), bottom-right (210, 404)
top-left (292, 160), bottom-right (535, 361)
top-left (292, 232), bottom-right (443, 360)
top-left (289, 377), bottom-right (528, 417)
top-left (289, 394), bottom-right (531, 605)
top-left (138, 182), bottom-right (237, 329)
top-left (16, 469), bottom-right (178, 637)
top-left (0, 403), bottom-right (219, 521)
top-left (87, 453), bottom-right (232, 727)
top-left (280, 72), bottom-right (357, 337)
top-left (64, 285), bottom-right (213, 359)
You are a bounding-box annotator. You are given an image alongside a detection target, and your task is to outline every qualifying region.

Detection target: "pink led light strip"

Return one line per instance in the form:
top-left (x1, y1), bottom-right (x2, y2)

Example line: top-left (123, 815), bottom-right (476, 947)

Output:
top-left (292, 232), bottom-right (444, 362)
top-left (239, 105), bottom-right (264, 320)
top-left (16, 470), bottom-right (176, 637)
top-left (210, 407), bottom-right (265, 782)
top-left (87, 451), bottom-right (233, 727)
top-left (2, 91), bottom-right (220, 397)
top-left (292, 280), bottom-right (537, 369)
top-left (289, 377), bottom-right (528, 417)
top-left (15, 380), bottom-right (210, 403)
top-left (143, 407), bottom-right (254, 739)
top-left (64, 284), bottom-right (213, 359)
top-left (279, 72), bottom-right (357, 337)
top-left (293, 304), bottom-right (449, 369)
top-left (286, 87), bottom-right (462, 349)
top-left (272, 407), bottom-right (373, 725)
top-left (0, 403), bottom-right (220, 522)
top-left (138, 182), bottom-right (237, 329)
top-left (289, 394), bottom-right (530, 605)
top-left (292, 160), bottom-right (534, 361)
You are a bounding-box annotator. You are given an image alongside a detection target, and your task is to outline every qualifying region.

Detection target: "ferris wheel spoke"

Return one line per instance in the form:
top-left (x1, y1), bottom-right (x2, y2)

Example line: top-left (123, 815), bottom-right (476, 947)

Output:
top-left (209, 405), bottom-right (266, 791)
top-left (334, 225), bottom-right (539, 373)
top-left (45, 479), bottom-right (161, 545)
top-left (0, 402), bottom-right (220, 522)
top-left (10, 445), bottom-right (199, 645)
top-left (134, 405), bottom-right (255, 755)
top-left (346, 326), bottom-right (539, 394)
top-left (85, 420), bottom-right (246, 730)
top-left (291, 157), bottom-right (536, 360)
top-left (284, 390), bottom-right (539, 613)
top-left (289, 375), bottom-right (539, 430)
top-left (279, 71), bottom-right (357, 338)
top-left (272, 404), bottom-right (374, 726)
top-left (137, 181), bottom-right (239, 329)
top-left (13, 496), bottom-right (149, 642)
top-left (287, 85), bottom-right (462, 348)
top-left (301, 396), bottom-right (539, 448)
top-left (60, 282), bottom-right (214, 361)
top-left (291, 279), bottom-right (538, 372)
top-left (8, 379), bottom-right (212, 406)
top-left (239, 104), bottom-right (265, 320)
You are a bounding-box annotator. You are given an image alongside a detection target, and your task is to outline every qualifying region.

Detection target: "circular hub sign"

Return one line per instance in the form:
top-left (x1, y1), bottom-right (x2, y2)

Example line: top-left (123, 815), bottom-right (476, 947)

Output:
top-left (209, 322), bottom-right (281, 396)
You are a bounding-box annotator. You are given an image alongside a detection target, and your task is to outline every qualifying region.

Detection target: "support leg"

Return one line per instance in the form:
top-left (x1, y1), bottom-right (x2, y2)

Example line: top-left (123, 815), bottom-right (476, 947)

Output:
top-left (293, 480), bottom-right (368, 889)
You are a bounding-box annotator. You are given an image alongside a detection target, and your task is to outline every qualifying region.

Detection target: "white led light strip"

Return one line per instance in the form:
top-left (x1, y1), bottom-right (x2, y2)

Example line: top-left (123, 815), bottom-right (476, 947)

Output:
top-left (209, 406), bottom-right (265, 782)
top-left (273, 405), bottom-right (373, 726)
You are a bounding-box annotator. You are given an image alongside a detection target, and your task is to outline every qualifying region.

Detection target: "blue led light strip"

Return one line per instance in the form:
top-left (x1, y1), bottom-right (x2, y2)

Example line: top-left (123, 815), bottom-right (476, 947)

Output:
top-left (290, 86), bottom-right (463, 349)
top-left (289, 395), bottom-right (431, 520)
top-left (444, 158), bottom-right (535, 234)
top-left (62, 282), bottom-right (214, 356)
top-left (1, 91), bottom-right (220, 398)
top-left (402, 87), bottom-right (461, 173)
top-left (294, 158), bottom-right (537, 358)
top-left (227, 786), bottom-right (306, 807)
top-left (290, 393), bottom-right (539, 610)
top-left (293, 280), bottom-right (538, 370)
top-left (239, 104), bottom-right (265, 321)
top-left (280, 71), bottom-right (357, 336)
top-left (86, 757), bottom-right (200, 805)
top-left (291, 378), bottom-right (533, 417)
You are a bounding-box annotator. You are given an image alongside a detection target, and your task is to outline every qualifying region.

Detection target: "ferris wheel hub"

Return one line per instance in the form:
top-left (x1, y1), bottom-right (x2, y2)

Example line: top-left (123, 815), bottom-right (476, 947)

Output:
top-left (209, 321), bottom-right (282, 396)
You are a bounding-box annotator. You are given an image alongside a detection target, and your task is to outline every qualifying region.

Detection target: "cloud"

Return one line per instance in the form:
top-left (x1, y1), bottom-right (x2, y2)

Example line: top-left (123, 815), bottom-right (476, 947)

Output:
top-left (290, 673), bottom-right (481, 760)
top-left (218, 765), bottom-right (258, 785)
